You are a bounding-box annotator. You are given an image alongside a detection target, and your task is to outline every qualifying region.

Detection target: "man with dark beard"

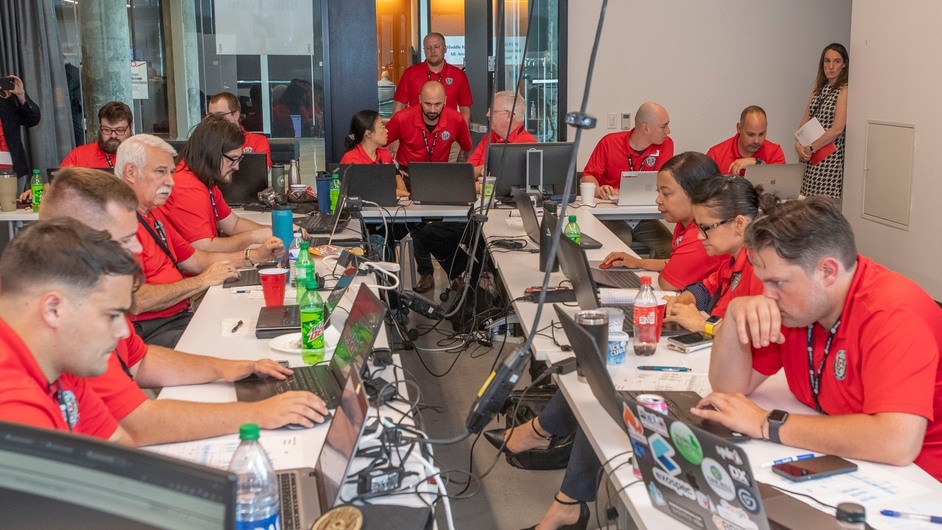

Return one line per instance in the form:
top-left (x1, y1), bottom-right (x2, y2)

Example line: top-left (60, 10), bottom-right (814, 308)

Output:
top-left (61, 101), bottom-right (133, 169)
top-left (385, 80), bottom-right (472, 169)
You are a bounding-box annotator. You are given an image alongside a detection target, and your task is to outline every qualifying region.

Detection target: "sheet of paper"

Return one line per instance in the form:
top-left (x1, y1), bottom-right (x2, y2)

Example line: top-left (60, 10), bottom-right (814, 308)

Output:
top-left (598, 287), bottom-right (674, 305)
top-left (0, 152), bottom-right (11, 165)
top-left (504, 216), bottom-right (524, 227)
top-left (795, 117), bottom-right (826, 145)
top-left (614, 371), bottom-right (710, 396)
top-left (146, 433), bottom-right (311, 470)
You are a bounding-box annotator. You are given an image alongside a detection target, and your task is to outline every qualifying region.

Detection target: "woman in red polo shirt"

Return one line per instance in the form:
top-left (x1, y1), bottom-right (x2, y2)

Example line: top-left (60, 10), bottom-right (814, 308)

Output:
top-left (339, 110), bottom-right (408, 197)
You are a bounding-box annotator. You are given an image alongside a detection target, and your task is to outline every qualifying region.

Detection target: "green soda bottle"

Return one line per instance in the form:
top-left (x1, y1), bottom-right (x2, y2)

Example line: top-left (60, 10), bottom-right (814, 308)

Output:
top-left (295, 241), bottom-right (313, 303)
top-left (329, 173), bottom-right (341, 213)
top-left (564, 215), bottom-right (581, 245)
top-left (30, 169), bottom-right (43, 213)
top-left (300, 279), bottom-right (325, 365)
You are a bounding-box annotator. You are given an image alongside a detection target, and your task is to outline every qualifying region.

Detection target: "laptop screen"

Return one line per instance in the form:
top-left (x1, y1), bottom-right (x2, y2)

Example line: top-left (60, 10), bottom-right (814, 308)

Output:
top-left (329, 283), bottom-right (387, 381)
top-left (315, 368), bottom-right (369, 510)
top-left (513, 188), bottom-right (542, 244)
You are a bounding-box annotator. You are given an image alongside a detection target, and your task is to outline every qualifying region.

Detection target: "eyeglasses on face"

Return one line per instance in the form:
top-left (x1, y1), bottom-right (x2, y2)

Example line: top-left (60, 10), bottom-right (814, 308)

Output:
top-left (101, 125), bottom-right (130, 136)
top-left (222, 152), bottom-right (244, 165)
top-left (211, 110), bottom-right (237, 117)
top-left (697, 217), bottom-right (735, 238)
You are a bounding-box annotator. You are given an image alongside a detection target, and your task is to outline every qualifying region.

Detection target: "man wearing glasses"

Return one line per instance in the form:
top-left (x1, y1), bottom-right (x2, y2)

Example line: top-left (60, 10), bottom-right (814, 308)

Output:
top-left (393, 32), bottom-right (473, 127)
top-left (61, 101), bottom-right (133, 169)
top-left (207, 92), bottom-right (271, 168)
top-left (467, 91), bottom-right (535, 178)
top-left (161, 115), bottom-right (280, 253)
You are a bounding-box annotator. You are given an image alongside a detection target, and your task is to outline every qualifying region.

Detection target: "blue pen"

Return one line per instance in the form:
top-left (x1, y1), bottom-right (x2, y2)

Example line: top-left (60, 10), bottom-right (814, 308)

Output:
top-left (637, 366), bottom-right (690, 372)
top-left (760, 453), bottom-right (816, 468)
top-left (880, 510), bottom-right (942, 524)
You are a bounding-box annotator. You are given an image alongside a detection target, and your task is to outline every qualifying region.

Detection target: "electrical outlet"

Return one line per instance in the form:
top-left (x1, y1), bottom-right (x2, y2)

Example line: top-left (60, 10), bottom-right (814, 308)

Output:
top-left (607, 113), bottom-right (616, 129)
top-left (621, 113), bottom-right (632, 130)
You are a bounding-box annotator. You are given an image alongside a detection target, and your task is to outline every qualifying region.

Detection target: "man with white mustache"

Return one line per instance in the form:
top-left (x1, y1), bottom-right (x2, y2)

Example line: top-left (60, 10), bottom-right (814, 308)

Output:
top-left (115, 134), bottom-right (284, 348)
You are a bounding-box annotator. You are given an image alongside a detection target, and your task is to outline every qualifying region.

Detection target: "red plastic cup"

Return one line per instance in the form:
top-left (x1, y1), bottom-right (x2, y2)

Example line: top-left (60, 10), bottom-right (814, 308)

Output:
top-left (259, 268), bottom-right (288, 307)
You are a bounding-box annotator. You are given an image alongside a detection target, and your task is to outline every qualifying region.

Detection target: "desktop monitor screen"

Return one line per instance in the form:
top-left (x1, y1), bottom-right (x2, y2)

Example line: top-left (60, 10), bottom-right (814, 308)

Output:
top-left (486, 142), bottom-right (576, 197)
top-left (0, 421), bottom-right (236, 529)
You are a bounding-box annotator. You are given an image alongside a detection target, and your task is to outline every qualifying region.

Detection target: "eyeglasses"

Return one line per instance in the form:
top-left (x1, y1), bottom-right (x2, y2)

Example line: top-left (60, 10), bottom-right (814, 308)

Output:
top-left (222, 152), bottom-right (244, 165)
top-left (697, 217), bottom-right (735, 238)
top-left (101, 125), bottom-right (130, 136)
top-left (211, 110), bottom-right (237, 117)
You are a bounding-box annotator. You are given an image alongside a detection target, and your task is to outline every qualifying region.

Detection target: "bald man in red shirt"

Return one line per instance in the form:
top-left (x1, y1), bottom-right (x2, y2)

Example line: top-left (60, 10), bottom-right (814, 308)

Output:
top-left (707, 105), bottom-right (785, 176)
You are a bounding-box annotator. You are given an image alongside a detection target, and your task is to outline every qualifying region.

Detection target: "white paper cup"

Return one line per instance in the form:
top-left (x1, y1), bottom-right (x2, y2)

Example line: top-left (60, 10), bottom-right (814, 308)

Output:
top-left (580, 182), bottom-right (596, 206)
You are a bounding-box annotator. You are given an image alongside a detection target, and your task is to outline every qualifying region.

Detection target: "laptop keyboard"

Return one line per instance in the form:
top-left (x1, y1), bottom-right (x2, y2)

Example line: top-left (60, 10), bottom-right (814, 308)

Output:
top-left (275, 367), bottom-right (331, 397)
top-left (223, 268), bottom-right (260, 288)
top-left (278, 473), bottom-right (301, 530)
top-left (296, 211), bottom-right (351, 234)
top-left (594, 269), bottom-right (642, 289)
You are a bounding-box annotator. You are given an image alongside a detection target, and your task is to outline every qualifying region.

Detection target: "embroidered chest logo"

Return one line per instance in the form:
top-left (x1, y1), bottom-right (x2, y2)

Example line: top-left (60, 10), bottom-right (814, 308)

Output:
top-left (441, 131), bottom-right (452, 141)
top-left (833, 350), bottom-right (848, 380)
top-left (58, 389), bottom-right (80, 429)
top-left (729, 272), bottom-right (742, 291)
top-left (445, 77), bottom-right (454, 85)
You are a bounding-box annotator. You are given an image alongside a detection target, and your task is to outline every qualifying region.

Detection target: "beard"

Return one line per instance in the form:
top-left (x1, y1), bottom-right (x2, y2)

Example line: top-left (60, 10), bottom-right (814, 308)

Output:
top-left (423, 111), bottom-right (440, 123)
top-left (99, 136), bottom-right (121, 154)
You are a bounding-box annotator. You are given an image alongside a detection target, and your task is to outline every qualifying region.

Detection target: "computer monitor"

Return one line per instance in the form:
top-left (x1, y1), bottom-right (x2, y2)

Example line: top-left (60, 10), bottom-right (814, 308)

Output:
top-left (269, 139), bottom-right (299, 164)
top-left (0, 421), bottom-right (236, 529)
top-left (486, 142), bottom-right (576, 197)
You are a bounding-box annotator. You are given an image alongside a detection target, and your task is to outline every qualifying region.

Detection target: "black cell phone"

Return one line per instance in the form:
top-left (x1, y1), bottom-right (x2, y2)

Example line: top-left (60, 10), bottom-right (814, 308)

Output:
top-left (237, 360), bottom-right (290, 382)
top-left (666, 331), bottom-right (712, 353)
top-left (0, 77), bottom-right (15, 91)
top-left (771, 455), bottom-right (858, 482)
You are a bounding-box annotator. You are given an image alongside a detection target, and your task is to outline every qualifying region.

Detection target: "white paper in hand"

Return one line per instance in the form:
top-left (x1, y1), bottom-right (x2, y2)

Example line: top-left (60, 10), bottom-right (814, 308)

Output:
top-left (795, 117), bottom-right (826, 145)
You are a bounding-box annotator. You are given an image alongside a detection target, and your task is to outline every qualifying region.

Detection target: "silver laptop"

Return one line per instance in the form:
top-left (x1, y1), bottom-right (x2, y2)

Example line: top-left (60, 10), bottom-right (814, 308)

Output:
top-left (617, 171), bottom-right (659, 206)
top-left (744, 163), bottom-right (804, 200)
top-left (278, 368), bottom-right (370, 530)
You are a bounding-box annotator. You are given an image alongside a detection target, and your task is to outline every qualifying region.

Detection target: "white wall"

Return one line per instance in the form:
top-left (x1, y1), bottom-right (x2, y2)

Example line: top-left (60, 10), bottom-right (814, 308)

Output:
top-left (844, 0), bottom-right (942, 299)
top-left (567, 0), bottom-right (852, 165)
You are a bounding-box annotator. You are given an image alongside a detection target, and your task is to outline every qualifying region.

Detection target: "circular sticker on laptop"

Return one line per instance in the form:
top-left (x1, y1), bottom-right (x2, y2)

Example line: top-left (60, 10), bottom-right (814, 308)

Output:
top-left (701, 457), bottom-right (736, 501)
top-left (670, 421), bottom-right (703, 465)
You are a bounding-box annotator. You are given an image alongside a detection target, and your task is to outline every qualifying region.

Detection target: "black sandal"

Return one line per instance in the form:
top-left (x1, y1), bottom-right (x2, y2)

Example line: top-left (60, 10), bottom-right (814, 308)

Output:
top-left (519, 494), bottom-right (590, 530)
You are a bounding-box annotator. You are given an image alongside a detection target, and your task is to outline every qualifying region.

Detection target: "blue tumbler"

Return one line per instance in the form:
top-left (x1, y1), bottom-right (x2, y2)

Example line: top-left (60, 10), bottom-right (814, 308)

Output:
top-left (271, 206), bottom-right (294, 250)
top-left (316, 175), bottom-right (331, 213)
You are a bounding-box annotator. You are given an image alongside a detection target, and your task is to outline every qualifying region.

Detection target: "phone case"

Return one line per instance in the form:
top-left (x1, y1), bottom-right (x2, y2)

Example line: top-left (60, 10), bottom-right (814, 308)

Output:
top-left (771, 455), bottom-right (858, 482)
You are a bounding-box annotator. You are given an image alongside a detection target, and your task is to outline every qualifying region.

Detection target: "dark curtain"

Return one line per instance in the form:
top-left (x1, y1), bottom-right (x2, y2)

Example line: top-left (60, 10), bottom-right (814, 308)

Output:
top-left (0, 0), bottom-right (75, 187)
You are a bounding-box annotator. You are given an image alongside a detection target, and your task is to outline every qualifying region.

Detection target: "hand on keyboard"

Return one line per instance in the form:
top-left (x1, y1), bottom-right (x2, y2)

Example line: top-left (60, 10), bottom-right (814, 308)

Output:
top-left (258, 391), bottom-right (331, 429)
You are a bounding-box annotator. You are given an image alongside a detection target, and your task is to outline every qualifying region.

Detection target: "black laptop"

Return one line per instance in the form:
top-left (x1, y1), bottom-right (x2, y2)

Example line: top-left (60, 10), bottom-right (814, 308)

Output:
top-left (237, 284), bottom-right (386, 408)
top-left (294, 175), bottom-right (352, 234)
top-left (223, 153), bottom-right (269, 206)
top-left (254, 267), bottom-right (358, 338)
top-left (513, 188), bottom-right (603, 250)
top-left (408, 162), bottom-right (476, 205)
top-left (328, 164), bottom-right (399, 207)
top-left (554, 304), bottom-right (745, 442)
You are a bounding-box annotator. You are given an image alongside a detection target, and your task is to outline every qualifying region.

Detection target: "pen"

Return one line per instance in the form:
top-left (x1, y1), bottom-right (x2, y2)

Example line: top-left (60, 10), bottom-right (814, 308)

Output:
top-left (760, 453), bottom-right (816, 468)
top-left (880, 510), bottom-right (942, 524)
top-left (230, 320), bottom-right (244, 333)
top-left (637, 366), bottom-right (690, 372)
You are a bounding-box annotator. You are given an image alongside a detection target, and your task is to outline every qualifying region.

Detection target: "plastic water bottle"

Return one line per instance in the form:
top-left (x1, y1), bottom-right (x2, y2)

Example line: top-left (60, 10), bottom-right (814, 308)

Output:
top-left (564, 215), bottom-right (581, 245)
top-left (287, 230), bottom-right (303, 287)
top-left (632, 276), bottom-right (659, 356)
top-left (295, 241), bottom-right (313, 303)
top-left (229, 424), bottom-right (281, 530)
top-left (329, 173), bottom-right (341, 213)
top-left (300, 279), bottom-right (325, 365)
top-left (30, 169), bottom-right (43, 213)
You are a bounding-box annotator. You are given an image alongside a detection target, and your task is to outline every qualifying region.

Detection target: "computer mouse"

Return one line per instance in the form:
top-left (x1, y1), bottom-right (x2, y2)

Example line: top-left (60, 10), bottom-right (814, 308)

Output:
top-left (599, 261), bottom-right (614, 269)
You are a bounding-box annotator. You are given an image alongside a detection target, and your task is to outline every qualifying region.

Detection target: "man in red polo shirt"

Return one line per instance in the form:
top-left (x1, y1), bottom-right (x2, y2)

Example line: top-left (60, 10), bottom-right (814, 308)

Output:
top-left (582, 101), bottom-right (675, 258)
top-left (386, 80), bottom-right (472, 169)
top-left (693, 198), bottom-right (942, 482)
top-left (706, 105), bottom-right (786, 176)
top-left (208, 92), bottom-right (272, 168)
top-left (115, 134), bottom-right (283, 348)
top-left (36, 167), bottom-right (330, 444)
top-left (61, 101), bottom-right (133, 169)
top-left (393, 32), bottom-right (473, 127)
top-left (0, 218), bottom-right (137, 443)
top-left (468, 90), bottom-right (536, 177)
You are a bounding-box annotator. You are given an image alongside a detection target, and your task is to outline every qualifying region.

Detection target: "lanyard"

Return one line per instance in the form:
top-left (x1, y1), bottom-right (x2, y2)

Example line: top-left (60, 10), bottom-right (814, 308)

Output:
top-left (420, 130), bottom-right (438, 161)
top-left (137, 212), bottom-right (184, 274)
top-left (104, 153), bottom-right (114, 168)
top-left (627, 154), bottom-right (635, 171)
top-left (706, 270), bottom-right (740, 314)
top-left (208, 187), bottom-right (220, 220)
top-left (52, 380), bottom-right (72, 433)
top-left (425, 70), bottom-right (444, 83)
top-left (806, 318), bottom-right (842, 414)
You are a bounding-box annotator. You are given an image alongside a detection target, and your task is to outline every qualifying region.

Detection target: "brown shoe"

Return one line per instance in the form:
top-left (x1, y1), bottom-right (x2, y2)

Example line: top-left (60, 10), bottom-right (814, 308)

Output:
top-left (415, 274), bottom-right (435, 293)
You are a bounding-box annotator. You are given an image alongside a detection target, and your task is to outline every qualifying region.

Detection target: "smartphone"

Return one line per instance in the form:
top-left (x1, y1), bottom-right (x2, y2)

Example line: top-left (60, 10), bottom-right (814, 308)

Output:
top-left (771, 455), bottom-right (858, 482)
top-left (666, 331), bottom-right (712, 353)
top-left (0, 77), bottom-right (14, 92)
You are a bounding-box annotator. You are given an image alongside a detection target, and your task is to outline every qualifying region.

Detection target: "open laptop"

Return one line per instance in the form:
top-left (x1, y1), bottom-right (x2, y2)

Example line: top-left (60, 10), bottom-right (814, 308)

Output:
top-left (255, 267), bottom-right (359, 339)
top-left (277, 368), bottom-right (370, 530)
top-left (238, 283), bottom-right (386, 408)
top-left (744, 163), bottom-right (804, 200)
top-left (328, 164), bottom-right (399, 207)
top-left (617, 171), bottom-right (659, 206)
top-left (408, 162), bottom-right (476, 205)
top-left (555, 234), bottom-right (686, 336)
top-left (223, 153), bottom-right (269, 206)
top-left (554, 305), bottom-right (742, 441)
top-left (513, 188), bottom-right (603, 250)
top-left (294, 175), bottom-right (352, 234)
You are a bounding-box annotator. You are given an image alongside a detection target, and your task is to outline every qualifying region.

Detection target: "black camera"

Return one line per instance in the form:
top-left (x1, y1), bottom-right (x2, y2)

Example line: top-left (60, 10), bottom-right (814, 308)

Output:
top-left (0, 77), bottom-right (15, 92)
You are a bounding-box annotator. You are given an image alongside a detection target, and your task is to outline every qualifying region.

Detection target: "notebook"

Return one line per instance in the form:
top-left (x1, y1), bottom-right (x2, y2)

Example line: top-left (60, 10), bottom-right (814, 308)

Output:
top-left (328, 164), bottom-right (399, 207)
top-left (408, 162), bottom-right (476, 205)
top-left (223, 153), bottom-right (269, 206)
top-left (513, 188), bottom-right (603, 250)
top-left (744, 163), bottom-right (804, 200)
top-left (554, 305), bottom-right (744, 442)
top-left (238, 283), bottom-right (385, 408)
top-left (254, 267), bottom-right (358, 338)
top-left (617, 171), bottom-right (659, 206)
top-left (277, 368), bottom-right (370, 529)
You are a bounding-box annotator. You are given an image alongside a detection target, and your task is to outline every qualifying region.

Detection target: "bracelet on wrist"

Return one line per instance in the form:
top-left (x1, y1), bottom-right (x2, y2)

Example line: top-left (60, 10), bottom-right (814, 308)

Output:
top-left (761, 413), bottom-right (770, 441)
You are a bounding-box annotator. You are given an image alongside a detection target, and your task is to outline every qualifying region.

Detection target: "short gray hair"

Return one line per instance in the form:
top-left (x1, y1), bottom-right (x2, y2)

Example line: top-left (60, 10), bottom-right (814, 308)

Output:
top-left (115, 134), bottom-right (177, 179)
top-left (494, 91), bottom-right (526, 124)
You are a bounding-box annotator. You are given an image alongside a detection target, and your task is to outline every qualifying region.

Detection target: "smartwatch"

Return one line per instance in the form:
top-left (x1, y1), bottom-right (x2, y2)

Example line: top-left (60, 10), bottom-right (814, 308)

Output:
top-left (754, 158), bottom-right (764, 165)
top-left (767, 409), bottom-right (789, 443)
top-left (703, 316), bottom-right (721, 339)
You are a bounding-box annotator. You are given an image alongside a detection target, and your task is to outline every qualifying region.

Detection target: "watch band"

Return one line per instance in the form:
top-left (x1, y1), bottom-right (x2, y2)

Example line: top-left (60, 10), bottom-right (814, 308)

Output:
top-left (767, 409), bottom-right (789, 443)
top-left (703, 317), bottom-right (721, 339)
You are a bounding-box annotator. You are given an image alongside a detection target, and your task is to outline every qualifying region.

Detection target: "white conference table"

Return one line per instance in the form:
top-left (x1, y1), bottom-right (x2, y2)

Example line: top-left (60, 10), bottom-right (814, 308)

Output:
top-left (485, 204), bottom-right (942, 529)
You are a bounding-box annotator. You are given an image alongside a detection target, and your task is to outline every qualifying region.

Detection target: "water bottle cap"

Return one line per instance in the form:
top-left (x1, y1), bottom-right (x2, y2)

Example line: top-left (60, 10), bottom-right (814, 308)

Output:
top-left (568, 215), bottom-right (577, 222)
top-left (238, 423), bottom-right (260, 441)
top-left (640, 276), bottom-right (652, 285)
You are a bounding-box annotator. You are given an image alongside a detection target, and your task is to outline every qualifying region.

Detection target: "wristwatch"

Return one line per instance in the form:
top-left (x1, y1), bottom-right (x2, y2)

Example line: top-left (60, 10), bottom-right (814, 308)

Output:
top-left (755, 158), bottom-right (764, 165)
top-left (703, 316), bottom-right (721, 339)
top-left (767, 409), bottom-right (789, 443)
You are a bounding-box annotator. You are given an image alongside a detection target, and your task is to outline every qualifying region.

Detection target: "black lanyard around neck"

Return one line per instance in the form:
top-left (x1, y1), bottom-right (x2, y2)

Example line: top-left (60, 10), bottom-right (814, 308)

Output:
top-left (420, 129), bottom-right (438, 161)
top-left (806, 318), bottom-right (842, 414)
top-left (425, 69), bottom-right (444, 83)
top-left (137, 212), bottom-right (184, 274)
top-left (104, 153), bottom-right (114, 168)
top-left (207, 186), bottom-right (220, 220)
top-left (51, 380), bottom-right (72, 433)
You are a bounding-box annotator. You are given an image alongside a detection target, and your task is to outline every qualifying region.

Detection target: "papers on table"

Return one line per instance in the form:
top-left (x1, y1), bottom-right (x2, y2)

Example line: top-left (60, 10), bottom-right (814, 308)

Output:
top-left (614, 370), bottom-right (710, 396)
top-left (146, 433), bottom-right (311, 471)
top-left (0, 152), bottom-right (11, 165)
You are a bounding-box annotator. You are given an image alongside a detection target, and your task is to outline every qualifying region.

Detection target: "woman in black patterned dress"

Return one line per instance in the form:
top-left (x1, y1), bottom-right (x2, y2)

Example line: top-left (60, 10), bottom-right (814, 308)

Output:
top-left (795, 43), bottom-right (849, 199)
